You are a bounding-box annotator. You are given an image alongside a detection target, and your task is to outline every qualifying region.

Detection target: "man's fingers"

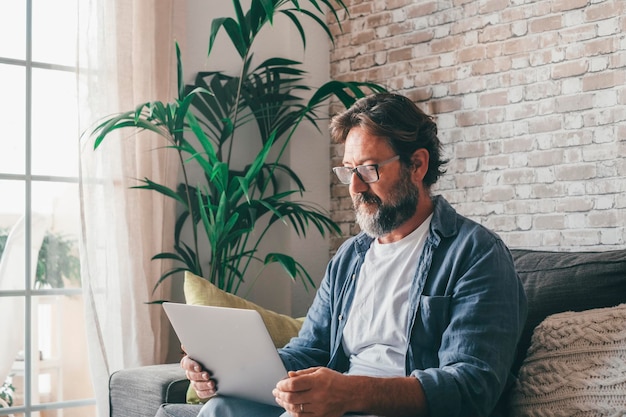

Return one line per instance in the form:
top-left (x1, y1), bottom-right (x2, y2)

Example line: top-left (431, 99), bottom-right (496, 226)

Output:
top-left (180, 355), bottom-right (207, 373)
top-left (180, 355), bottom-right (196, 370)
top-left (288, 367), bottom-right (319, 378)
top-left (192, 380), bottom-right (218, 400)
top-left (180, 354), bottom-right (219, 400)
top-left (278, 367), bottom-right (321, 392)
top-left (185, 369), bottom-right (212, 382)
top-left (180, 355), bottom-right (216, 389)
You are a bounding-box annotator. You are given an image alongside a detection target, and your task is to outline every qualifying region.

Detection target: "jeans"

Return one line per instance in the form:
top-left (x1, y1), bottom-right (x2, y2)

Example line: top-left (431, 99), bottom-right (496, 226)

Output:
top-left (196, 396), bottom-right (373, 417)
top-left (197, 396), bottom-right (287, 417)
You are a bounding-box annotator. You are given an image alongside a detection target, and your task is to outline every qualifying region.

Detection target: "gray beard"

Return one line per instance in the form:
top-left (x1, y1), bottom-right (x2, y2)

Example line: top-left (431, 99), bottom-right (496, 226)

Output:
top-left (353, 175), bottom-right (419, 238)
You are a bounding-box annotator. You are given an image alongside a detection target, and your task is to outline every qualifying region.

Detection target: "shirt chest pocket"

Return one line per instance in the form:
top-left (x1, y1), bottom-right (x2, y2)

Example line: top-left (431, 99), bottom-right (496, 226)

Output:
top-left (410, 295), bottom-right (451, 369)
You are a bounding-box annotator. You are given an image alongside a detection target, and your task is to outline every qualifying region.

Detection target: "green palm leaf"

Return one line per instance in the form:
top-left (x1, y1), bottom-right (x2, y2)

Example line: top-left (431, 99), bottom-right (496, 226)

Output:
top-left (88, 0), bottom-right (385, 298)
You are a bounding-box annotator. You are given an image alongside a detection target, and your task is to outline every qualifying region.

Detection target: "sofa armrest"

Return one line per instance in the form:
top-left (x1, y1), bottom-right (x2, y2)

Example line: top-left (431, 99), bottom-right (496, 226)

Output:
top-left (109, 363), bottom-right (189, 417)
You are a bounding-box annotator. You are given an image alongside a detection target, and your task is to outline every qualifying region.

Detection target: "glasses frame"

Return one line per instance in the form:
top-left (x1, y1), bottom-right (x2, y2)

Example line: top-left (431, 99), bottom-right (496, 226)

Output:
top-left (332, 155), bottom-right (400, 185)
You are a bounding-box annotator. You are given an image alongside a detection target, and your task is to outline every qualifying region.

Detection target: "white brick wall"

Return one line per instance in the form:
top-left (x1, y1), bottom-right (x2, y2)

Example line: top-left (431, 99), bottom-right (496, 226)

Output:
top-left (329, 0), bottom-right (625, 252)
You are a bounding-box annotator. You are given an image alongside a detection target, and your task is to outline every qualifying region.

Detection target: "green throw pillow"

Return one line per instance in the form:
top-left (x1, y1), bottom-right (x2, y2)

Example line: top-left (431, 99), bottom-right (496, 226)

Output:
top-left (183, 271), bottom-right (304, 404)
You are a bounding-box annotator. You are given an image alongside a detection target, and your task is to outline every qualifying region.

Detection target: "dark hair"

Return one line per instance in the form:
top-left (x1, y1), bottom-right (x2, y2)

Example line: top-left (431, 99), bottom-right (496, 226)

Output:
top-left (330, 92), bottom-right (447, 187)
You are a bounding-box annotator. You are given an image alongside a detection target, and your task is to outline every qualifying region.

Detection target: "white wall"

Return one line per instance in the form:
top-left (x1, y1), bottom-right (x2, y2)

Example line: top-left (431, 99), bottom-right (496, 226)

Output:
top-left (179, 0), bottom-right (333, 317)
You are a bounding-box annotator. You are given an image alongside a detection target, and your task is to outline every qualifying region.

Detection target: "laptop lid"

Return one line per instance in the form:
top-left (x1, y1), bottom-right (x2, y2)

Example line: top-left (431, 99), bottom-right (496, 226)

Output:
top-left (163, 302), bottom-right (288, 406)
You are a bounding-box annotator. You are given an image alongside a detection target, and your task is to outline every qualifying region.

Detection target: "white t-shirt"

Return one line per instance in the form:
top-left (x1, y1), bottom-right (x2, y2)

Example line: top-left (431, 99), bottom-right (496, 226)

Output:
top-left (342, 215), bottom-right (432, 377)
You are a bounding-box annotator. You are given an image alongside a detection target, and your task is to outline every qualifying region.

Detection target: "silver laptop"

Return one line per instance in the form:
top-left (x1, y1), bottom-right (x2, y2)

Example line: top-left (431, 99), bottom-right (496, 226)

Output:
top-left (162, 302), bottom-right (288, 406)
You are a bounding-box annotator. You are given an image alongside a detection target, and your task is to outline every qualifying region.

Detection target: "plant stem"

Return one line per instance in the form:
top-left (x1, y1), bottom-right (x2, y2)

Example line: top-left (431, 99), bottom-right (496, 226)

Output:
top-left (226, 50), bottom-right (250, 167)
top-left (234, 217), bottom-right (272, 294)
top-left (176, 137), bottom-right (202, 276)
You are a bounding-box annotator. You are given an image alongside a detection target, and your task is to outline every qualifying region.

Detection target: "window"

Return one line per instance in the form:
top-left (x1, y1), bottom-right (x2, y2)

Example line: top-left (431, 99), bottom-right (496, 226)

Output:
top-left (0, 1), bottom-right (96, 415)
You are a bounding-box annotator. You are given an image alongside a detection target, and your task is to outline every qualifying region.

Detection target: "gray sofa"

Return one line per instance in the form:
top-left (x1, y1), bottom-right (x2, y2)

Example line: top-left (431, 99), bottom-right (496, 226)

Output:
top-left (109, 249), bottom-right (626, 417)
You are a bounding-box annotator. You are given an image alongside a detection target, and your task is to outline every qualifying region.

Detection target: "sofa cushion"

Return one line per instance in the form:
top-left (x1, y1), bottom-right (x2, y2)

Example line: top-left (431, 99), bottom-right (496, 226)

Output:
top-left (509, 303), bottom-right (626, 416)
top-left (511, 249), bottom-right (626, 373)
top-left (184, 271), bottom-right (304, 348)
top-left (183, 271), bottom-right (304, 404)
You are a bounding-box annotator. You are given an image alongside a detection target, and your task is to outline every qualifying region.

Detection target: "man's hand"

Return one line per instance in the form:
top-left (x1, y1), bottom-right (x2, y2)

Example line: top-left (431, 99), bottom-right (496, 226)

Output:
top-left (180, 354), bottom-right (217, 400)
top-left (273, 367), bottom-right (428, 417)
top-left (273, 367), bottom-right (348, 417)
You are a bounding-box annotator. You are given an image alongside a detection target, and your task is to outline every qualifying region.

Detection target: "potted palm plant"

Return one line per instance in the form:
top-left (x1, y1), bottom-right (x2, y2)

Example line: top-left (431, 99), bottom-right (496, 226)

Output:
top-left (87, 0), bottom-right (385, 296)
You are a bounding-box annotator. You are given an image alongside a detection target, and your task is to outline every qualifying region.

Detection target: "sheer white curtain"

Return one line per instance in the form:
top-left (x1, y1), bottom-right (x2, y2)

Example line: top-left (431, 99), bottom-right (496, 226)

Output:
top-left (77, 1), bottom-right (185, 415)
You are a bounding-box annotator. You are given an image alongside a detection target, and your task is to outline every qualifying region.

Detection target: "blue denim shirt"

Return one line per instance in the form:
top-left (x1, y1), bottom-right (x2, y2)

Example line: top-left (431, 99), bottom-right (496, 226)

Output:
top-left (279, 196), bottom-right (527, 417)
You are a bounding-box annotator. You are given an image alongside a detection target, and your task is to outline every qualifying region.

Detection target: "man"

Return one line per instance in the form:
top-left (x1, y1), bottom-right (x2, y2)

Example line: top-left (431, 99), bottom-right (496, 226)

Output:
top-left (179, 93), bottom-right (527, 417)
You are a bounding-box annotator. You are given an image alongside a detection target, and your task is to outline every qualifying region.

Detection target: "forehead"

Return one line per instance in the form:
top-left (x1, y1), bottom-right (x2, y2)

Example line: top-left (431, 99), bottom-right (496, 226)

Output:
top-left (343, 127), bottom-right (394, 163)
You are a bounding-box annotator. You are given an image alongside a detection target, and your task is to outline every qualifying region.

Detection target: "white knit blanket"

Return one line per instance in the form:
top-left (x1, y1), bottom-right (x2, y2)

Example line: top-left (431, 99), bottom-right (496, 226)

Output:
top-left (510, 303), bottom-right (626, 417)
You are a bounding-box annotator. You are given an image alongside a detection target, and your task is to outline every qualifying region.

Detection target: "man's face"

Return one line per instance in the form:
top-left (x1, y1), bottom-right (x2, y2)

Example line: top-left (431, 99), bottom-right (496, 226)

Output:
top-left (343, 127), bottom-right (420, 238)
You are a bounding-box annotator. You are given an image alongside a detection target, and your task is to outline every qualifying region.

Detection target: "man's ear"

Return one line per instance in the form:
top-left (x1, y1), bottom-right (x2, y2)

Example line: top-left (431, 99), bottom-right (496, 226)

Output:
top-left (411, 149), bottom-right (430, 183)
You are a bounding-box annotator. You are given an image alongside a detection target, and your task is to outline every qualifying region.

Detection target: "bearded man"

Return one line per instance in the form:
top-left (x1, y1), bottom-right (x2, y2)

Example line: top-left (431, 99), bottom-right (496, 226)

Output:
top-left (176, 93), bottom-right (527, 417)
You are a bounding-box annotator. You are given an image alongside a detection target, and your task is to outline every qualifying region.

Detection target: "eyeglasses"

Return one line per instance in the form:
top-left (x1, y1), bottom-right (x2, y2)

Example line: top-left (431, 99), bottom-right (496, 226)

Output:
top-left (332, 155), bottom-right (400, 185)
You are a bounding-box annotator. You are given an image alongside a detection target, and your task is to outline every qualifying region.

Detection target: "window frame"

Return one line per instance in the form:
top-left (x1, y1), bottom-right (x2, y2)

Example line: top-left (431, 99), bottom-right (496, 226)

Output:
top-left (0, 0), bottom-right (95, 415)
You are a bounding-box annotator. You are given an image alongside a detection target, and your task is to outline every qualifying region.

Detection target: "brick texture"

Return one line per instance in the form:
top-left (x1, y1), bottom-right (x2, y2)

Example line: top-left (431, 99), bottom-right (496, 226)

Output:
top-left (328, 0), bottom-right (625, 253)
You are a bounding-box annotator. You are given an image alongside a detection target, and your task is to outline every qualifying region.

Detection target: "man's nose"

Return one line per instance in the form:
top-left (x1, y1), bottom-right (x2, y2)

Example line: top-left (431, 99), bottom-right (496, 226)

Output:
top-left (350, 172), bottom-right (369, 194)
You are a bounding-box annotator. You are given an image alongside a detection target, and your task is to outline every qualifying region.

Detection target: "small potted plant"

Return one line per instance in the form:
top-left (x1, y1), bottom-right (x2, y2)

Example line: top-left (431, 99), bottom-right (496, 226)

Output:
top-left (0, 377), bottom-right (15, 410)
